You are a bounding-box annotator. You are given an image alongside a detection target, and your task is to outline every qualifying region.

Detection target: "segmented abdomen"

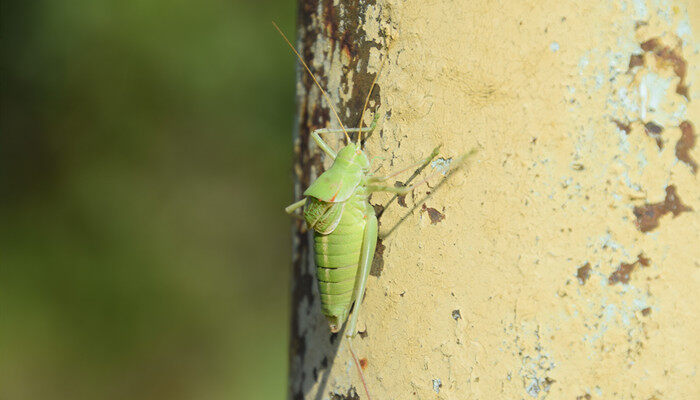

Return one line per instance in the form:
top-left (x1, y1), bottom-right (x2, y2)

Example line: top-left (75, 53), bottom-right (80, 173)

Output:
top-left (313, 193), bottom-right (367, 321)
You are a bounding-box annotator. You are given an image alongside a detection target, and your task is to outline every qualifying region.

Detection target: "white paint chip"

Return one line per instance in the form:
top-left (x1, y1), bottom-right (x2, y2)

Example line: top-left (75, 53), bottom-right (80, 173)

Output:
top-left (432, 378), bottom-right (442, 393)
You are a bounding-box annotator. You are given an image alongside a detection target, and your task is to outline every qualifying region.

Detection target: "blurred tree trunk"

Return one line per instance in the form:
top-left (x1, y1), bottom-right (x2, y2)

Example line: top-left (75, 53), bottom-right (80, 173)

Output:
top-left (289, 1), bottom-right (699, 399)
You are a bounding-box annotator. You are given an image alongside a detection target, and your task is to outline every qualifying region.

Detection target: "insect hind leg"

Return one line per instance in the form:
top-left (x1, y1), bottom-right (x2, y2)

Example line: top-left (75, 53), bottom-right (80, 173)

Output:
top-left (346, 213), bottom-right (377, 338)
top-left (345, 212), bottom-right (377, 400)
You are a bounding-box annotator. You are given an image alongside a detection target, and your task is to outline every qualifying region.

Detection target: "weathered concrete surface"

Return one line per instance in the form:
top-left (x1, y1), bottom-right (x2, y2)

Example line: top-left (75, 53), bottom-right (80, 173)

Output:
top-left (290, 1), bottom-right (699, 399)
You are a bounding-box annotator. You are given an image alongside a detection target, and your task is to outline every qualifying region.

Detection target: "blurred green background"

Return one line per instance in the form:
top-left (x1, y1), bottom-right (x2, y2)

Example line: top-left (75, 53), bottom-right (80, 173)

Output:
top-left (1, 1), bottom-right (296, 399)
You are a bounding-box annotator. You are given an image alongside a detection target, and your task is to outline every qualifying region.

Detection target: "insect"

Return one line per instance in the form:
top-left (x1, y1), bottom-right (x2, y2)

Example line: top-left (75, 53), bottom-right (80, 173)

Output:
top-left (275, 22), bottom-right (468, 399)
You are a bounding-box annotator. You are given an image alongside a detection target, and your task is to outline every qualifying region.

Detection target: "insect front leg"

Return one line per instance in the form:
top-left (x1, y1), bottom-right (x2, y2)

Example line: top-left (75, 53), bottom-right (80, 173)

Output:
top-left (366, 184), bottom-right (413, 195)
top-left (367, 162), bottom-right (448, 194)
top-left (315, 112), bottom-right (380, 137)
top-left (346, 213), bottom-right (378, 338)
top-left (311, 130), bottom-right (339, 159)
top-left (313, 113), bottom-right (381, 156)
top-left (367, 148), bottom-right (476, 194)
top-left (367, 145), bottom-right (441, 184)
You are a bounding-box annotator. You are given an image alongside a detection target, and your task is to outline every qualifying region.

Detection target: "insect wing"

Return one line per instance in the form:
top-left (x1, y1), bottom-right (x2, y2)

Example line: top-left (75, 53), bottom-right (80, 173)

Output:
top-left (303, 198), bottom-right (345, 234)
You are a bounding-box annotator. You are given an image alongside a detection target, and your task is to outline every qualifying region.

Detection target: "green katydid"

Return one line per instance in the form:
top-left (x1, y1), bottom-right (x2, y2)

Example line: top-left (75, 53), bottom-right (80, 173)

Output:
top-left (275, 22), bottom-right (467, 399)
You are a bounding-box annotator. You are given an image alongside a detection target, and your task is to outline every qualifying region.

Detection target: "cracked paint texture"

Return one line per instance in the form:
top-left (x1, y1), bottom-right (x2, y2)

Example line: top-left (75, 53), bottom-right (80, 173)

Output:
top-left (289, 0), bottom-right (699, 399)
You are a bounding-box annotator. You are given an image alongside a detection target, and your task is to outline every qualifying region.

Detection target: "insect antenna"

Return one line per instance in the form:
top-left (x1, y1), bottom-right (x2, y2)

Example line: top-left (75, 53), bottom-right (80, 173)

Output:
top-left (272, 21), bottom-right (350, 142)
top-left (358, 42), bottom-right (391, 147)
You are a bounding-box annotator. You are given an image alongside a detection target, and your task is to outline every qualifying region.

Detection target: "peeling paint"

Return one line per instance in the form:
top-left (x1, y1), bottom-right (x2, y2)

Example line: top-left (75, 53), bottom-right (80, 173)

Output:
top-left (633, 185), bottom-right (693, 232)
top-left (608, 253), bottom-right (651, 285)
top-left (421, 203), bottom-right (445, 225)
top-left (576, 262), bottom-right (592, 285)
top-left (676, 120), bottom-right (697, 173)
top-left (432, 378), bottom-right (442, 394)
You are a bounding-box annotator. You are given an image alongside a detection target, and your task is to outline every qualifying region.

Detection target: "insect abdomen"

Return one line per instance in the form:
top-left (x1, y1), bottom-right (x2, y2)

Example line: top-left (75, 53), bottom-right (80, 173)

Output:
top-left (313, 193), bottom-right (367, 326)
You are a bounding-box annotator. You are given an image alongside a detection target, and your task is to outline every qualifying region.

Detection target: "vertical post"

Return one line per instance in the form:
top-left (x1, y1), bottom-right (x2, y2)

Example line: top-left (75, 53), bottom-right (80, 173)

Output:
top-left (290, 1), bottom-right (699, 399)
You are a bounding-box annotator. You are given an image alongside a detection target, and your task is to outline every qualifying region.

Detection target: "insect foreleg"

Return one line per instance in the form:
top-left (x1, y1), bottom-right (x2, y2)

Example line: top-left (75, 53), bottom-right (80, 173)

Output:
top-left (346, 213), bottom-right (377, 338)
top-left (312, 113), bottom-right (381, 159)
top-left (367, 165), bottom-right (444, 194)
top-left (366, 184), bottom-right (413, 195)
top-left (367, 145), bottom-right (441, 184)
top-left (368, 148), bottom-right (478, 195)
top-left (311, 131), bottom-right (338, 159)
top-left (315, 112), bottom-right (379, 136)
top-left (367, 170), bottom-right (441, 194)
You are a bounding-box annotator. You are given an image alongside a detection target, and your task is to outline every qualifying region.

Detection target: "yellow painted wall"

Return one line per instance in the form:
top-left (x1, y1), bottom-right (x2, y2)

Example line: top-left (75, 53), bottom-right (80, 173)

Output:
top-left (290, 1), bottom-right (699, 398)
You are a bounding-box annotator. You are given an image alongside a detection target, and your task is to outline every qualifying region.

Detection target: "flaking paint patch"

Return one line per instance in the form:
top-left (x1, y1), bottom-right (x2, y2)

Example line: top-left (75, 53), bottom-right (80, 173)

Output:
top-left (676, 120), bottom-right (697, 173)
top-left (576, 263), bottom-right (592, 284)
top-left (633, 185), bottom-right (693, 232)
top-left (608, 253), bottom-right (651, 284)
top-left (421, 203), bottom-right (445, 225)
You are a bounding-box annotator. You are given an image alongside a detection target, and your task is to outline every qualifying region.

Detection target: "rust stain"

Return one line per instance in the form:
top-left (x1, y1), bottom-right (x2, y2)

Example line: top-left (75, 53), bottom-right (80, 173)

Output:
top-left (359, 358), bottom-right (368, 370)
top-left (641, 307), bottom-right (652, 316)
top-left (576, 262), bottom-right (592, 285)
top-left (676, 121), bottom-right (697, 174)
top-left (609, 253), bottom-right (651, 285)
top-left (633, 185), bottom-right (692, 232)
top-left (640, 37), bottom-right (689, 100)
top-left (421, 203), bottom-right (445, 224)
